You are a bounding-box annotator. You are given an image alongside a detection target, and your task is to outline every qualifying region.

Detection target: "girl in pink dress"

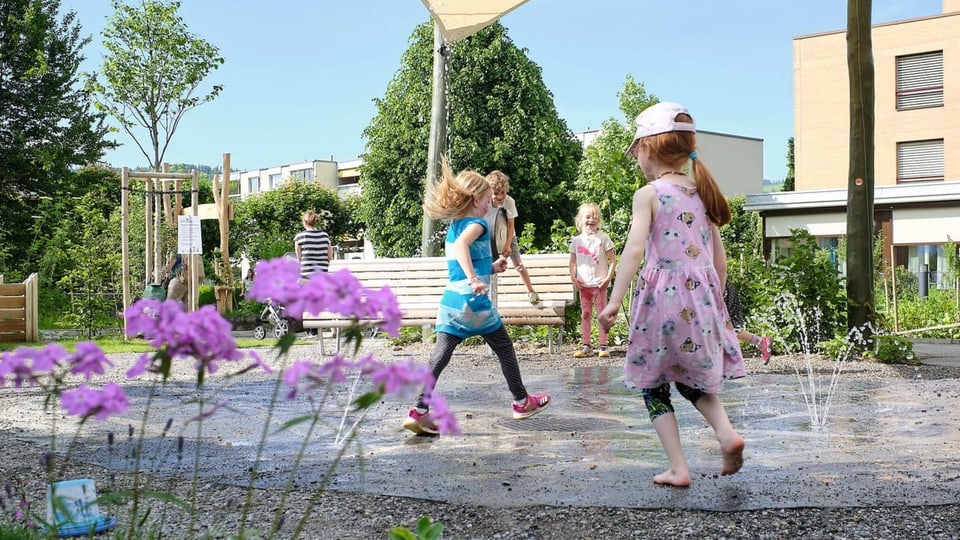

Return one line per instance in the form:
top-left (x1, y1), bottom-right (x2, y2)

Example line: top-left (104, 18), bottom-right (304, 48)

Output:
top-left (598, 102), bottom-right (746, 487)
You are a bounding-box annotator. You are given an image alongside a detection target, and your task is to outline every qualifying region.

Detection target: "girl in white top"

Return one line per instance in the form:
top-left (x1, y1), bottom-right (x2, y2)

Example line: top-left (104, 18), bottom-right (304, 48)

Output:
top-left (568, 203), bottom-right (616, 358)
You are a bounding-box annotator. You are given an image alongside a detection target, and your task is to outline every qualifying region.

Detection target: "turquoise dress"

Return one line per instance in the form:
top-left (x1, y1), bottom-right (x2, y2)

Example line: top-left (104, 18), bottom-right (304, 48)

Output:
top-left (435, 217), bottom-right (502, 338)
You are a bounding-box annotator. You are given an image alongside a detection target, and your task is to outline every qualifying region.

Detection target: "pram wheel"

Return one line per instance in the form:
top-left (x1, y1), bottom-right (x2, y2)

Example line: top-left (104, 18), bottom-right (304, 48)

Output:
top-left (253, 325), bottom-right (267, 340)
top-left (274, 319), bottom-right (289, 338)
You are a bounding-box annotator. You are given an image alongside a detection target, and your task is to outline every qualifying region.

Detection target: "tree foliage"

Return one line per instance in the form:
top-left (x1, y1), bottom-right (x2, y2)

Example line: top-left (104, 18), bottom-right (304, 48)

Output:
top-left (56, 191), bottom-right (124, 338)
top-left (360, 22), bottom-right (582, 257)
top-left (0, 0), bottom-right (114, 272)
top-left (85, 0), bottom-right (223, 170)
top-left (783, 137), bottom-right (795, 191)
top-left (573, 75), bottom-right (657, 252)
top-left (230, 181), bottom-right (359, 265)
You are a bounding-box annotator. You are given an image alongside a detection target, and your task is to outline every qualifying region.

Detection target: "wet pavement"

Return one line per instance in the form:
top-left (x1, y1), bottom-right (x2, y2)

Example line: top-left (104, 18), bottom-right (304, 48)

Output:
top-left (6, 339), bottom-right (960, 512)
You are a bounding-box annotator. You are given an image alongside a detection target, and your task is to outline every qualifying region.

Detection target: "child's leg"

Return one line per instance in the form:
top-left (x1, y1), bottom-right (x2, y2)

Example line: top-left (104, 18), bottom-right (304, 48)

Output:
top-left (642, 384), bottom-right (691, 487)
top-left (736, 329), bottom-right (759, 346)
top-left (414, 332), bottom-right (462, 409)
top-left (595, 289), bottom-right (609, 346)
top-left (481, 325), bottom-right (528, 402)
top-left (509, 244), bottom-right (537, 295)
top-left (579, 288), bottom-right (594, 346)
top-left (678, 384), bottom-right (744, 476)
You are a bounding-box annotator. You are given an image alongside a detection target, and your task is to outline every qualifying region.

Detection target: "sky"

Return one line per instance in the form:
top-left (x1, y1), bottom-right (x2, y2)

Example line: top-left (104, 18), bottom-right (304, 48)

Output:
top-left (59, 0), bottom-right (946, 182)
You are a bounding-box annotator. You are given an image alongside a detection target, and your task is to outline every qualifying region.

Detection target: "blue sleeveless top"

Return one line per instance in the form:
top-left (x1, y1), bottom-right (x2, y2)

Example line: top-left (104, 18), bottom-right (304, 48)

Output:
top-left (435, 217), bottom-right (502, 338)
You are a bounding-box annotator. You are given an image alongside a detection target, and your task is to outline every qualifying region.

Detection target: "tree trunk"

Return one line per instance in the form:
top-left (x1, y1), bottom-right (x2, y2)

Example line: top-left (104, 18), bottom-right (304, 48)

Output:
top-left (845, 0), bottom-right (876, 333)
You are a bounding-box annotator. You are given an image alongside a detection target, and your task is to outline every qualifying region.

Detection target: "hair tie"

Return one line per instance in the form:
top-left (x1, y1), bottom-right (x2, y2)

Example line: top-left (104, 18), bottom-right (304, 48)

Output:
top-left (689, 151), bottom-right (698, 160)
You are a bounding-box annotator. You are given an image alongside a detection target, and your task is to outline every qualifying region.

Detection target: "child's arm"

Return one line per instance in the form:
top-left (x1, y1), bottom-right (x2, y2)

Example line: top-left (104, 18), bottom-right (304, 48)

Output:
top-left (504, 216), bottom-right (516, 257)
top-left (569, 251), bottom-right (581, 289)
top-left (599, 186), bottom-right (656, 329)
top-left (601, 244), bottom-right (617, 289)
top-left (453, 222), bottom-right (490, 295)
top-left (710, 225), bottom-right (728, 287)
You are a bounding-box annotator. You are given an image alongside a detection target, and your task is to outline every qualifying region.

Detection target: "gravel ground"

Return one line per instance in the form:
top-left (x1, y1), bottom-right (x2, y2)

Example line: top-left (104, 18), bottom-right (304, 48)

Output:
top-left (2, 340), bottom-right (959, 539)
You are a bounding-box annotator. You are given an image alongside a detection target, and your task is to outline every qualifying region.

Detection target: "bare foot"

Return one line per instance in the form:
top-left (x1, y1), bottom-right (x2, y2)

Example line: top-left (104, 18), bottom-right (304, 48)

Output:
top-left (719, 432), bottom-right (745, 475)
top-left (653, 468), bottom-right (691, 487)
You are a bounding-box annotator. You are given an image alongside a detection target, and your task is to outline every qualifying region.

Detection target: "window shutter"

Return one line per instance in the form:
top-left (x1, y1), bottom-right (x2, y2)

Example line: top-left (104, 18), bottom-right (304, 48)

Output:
top-left (897, 139), bottom-right (944, 182)
top-left (896, 51), bottom-right (943, 110)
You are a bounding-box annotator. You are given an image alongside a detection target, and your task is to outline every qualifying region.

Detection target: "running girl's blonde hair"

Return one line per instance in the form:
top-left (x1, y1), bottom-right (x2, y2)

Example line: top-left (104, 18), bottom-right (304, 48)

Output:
top-left (422, 156), bottom-right (491, 220)
top-left (635, 112), bottom-right (731, 227)
top-left (574, 202), bottom-right (602, 232)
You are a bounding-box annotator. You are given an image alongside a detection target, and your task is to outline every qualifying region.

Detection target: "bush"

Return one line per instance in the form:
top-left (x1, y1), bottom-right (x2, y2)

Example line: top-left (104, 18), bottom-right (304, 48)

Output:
top-left (871, 334), bottom-right (917, 364)
top-left (198, 284), bottom-right (216, 306)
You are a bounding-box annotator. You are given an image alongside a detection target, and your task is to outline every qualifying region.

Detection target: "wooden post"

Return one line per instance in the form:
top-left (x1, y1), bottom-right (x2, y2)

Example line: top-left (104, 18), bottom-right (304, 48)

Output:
top-left (192, 169), bottom-right (200, 312)
top-left (890, 244), bottom-right (898, 333)
top-left (144, 176), bottom-right (153, 285)
top-left (121, 167), bottom-right (130, 336)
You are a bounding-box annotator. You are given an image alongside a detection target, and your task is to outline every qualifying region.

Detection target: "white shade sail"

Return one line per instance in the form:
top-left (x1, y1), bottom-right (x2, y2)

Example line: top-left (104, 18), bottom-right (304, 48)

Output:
top-left (421, 0), bottom-right (531, 43)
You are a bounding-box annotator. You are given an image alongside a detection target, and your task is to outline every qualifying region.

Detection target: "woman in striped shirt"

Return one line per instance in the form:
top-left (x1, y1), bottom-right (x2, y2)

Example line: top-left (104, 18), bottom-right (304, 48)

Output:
top-left (294, 210), bottom-right (332, 281)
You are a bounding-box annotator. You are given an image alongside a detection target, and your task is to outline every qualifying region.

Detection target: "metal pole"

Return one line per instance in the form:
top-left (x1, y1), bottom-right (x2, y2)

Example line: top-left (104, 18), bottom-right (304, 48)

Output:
top-left (421, 23), bottom-right (449, 259)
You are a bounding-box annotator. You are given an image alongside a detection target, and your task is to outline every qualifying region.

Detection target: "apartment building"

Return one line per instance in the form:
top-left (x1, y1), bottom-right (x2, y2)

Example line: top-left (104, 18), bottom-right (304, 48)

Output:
top-left (745, 0), bottom-right (960, 287)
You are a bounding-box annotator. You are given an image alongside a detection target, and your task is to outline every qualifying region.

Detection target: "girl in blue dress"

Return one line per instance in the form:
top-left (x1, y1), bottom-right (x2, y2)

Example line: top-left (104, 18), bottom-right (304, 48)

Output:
top-left (403, 159), bottom-right (551, 435)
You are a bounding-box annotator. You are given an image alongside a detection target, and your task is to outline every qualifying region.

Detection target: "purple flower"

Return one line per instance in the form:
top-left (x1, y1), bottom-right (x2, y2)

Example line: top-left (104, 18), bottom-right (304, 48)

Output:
top-left (283, 360), bottom-right (322, 399)
top-left (245, 350), bottom-right (273, 374)
top-left (247, 258), bottom-right (301, 307)
top-left (67, 342), bottom-right (113, 380)
top-left (123, 300), bottom-right (242, 379)
top-left (368, 358), bottom-right (433, 396)
top-left (62, 383), bottom-right (129, 420)
top-left (0, 344), bottom-right (68, 387)
top-left (315, 353), bottom-right (354, 384)
top-left (423, 394), bottom-right (460, 435)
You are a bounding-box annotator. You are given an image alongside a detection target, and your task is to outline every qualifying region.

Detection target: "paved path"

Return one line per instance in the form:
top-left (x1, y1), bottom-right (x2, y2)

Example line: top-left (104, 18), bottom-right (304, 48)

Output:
top-left (5, 337), bottom-right (958, 512)
top-left (34, 339), bottom-right (958, 512)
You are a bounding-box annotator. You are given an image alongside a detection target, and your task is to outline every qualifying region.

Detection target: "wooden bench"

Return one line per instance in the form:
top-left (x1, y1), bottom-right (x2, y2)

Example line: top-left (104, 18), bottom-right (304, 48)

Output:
top-left (302, 253), bottom-right (575, 354)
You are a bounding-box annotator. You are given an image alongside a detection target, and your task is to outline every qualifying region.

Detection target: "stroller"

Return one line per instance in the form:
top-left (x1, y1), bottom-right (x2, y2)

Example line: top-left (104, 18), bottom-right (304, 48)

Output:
top-left (253, 301), bottom-right (291, 340)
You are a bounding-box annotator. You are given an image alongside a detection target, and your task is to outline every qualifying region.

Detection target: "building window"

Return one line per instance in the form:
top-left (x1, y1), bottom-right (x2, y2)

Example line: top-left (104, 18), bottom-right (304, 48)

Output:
top-left (897, 139), bottom-right (944, 183)
top-left (248, 176), bottom-right (259, 193)
top-left (268, 173), bottom-right (282, 189)
top-left (906, 244), bottom-right (949, 290)
top-left (896, 51), bottom-right (943, 110)
top-left (290, 168), bottom-right (314, 182)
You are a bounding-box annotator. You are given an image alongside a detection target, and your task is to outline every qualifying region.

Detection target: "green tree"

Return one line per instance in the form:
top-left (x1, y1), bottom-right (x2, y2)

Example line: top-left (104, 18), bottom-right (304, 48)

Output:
top-left (783, 137), bottom-right (795, 191)
top-left (573, 75), bottom-right (657, 251)
top-left (56, 191), bottom-right (123, 338)
top-left (0, 0), bottom-right (114, 273)
top-left (230, 181), bottom-right (358, 265)
top-left (361, 22), bottom-right (582, 257)
top-left (845, 0), bottom-right (876, 332)
top-left (85, 0), bottom-right (223, 170)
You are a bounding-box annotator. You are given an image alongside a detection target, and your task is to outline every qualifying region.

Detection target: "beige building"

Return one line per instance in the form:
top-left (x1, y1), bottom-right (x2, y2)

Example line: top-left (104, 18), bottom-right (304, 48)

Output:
top-left (745, 0), bottom-right (960, 288)
top-left (574, 129), bottom-right (763, 197)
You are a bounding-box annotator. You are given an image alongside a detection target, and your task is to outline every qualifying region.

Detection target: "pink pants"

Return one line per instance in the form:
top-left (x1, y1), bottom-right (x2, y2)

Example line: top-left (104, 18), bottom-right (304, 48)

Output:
top-left (579, 286), bottom-right (608, 346)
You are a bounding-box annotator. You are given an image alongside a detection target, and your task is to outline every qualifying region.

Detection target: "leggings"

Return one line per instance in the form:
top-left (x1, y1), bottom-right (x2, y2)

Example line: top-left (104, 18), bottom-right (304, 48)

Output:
top-left (415, 325), bottom-right (528, 408)
top-left (641, 382), bottom-right (705, 422)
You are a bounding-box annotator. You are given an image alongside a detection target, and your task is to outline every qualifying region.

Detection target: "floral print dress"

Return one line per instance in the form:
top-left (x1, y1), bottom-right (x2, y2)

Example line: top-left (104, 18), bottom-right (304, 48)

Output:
top-left (624, 181), bottom-right (745, 393)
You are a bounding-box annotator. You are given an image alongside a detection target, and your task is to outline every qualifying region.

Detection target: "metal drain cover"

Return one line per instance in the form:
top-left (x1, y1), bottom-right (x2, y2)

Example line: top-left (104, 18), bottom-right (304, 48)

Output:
top-left (497, 415), bottom-right (622, 432)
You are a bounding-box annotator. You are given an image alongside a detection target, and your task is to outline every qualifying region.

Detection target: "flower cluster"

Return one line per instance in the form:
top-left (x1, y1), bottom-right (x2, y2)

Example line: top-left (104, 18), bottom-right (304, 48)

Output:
top-left (247, 257), bottom-right (404, 336)
top-left (0, 343), bottom-right (126, 420)
top-left (1, 255), bottom-right (459, 443)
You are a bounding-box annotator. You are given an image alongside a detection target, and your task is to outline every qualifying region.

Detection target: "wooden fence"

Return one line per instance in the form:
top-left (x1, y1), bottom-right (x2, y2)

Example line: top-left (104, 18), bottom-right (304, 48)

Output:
top-left (0, 273), bottom-right (39, 342)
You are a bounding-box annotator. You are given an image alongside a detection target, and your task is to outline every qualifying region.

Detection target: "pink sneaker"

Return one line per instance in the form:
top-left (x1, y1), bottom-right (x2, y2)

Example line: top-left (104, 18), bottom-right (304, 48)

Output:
top-left (402, 408), bottom-right (439, 435)
top-left (512, 392), bottom-right (551, 419)
top-left (760, 336), bottom-right (772, 365)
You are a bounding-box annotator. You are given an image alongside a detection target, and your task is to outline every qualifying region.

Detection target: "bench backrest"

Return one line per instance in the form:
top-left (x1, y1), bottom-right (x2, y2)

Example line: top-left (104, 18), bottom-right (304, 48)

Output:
top-left (326, 253), bottom-right (574, 325)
